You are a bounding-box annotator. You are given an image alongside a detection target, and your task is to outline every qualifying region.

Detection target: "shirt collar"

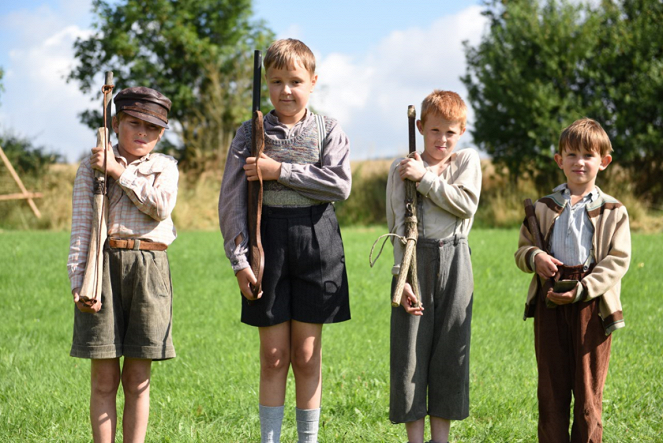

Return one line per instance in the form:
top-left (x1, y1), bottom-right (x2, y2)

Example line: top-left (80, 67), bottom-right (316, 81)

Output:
top-left (112, 144), bottom-right (150, 166)
top-left (553, 183), bottom-right (599, 203)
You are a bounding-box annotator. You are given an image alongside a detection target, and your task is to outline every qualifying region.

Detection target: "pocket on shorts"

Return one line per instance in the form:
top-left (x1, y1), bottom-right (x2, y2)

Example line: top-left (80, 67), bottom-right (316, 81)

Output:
top-left (149, 253), bottom-right (172, 297)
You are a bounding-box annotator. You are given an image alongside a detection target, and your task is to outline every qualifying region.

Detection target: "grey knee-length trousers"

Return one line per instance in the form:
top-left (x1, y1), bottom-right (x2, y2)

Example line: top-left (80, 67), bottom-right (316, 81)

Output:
top-left (390, 235), bottom-right (473, 423)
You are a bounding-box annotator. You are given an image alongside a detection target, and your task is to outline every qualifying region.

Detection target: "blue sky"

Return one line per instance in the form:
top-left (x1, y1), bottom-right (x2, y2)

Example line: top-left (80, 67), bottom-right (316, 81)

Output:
top-left (0, 0), bottom-right (486, 162)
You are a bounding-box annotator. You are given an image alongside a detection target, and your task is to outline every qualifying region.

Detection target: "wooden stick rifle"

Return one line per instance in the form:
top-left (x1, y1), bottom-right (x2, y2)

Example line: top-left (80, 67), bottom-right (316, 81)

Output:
top-left (523, 198), bottom-right (556, 306)
top-left (392, 105), bottom-right (421, 308)
top-left (247, 50), bottom-right (265, 298)
top-left (79, 72), bottom-right (114, 311)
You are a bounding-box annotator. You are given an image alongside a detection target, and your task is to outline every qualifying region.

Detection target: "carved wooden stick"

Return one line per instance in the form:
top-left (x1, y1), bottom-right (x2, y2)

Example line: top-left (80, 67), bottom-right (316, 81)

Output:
top-left (79, 72), bottom-right (113, 310)
top-left (392, 105), bottom-right (420, 307)
top-left (247, 50), bottom-right (265, 298)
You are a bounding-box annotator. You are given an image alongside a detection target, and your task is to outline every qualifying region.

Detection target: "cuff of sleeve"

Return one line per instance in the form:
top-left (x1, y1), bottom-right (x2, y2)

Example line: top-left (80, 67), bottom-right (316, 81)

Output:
top-left (231, 256), bottom-right (250, 274)
top-left (529, 249), bottom-right (544, 272)
top-left (278, 162), bottom-right (292, 185)
top-left (416, 171), bottom-right (435, 196)
top-left (71, 276), bottom-right (83, 293)
top-left (573, 282), bottom-right (585, 303)
top-left (391, 264), bottom-right (401, 276)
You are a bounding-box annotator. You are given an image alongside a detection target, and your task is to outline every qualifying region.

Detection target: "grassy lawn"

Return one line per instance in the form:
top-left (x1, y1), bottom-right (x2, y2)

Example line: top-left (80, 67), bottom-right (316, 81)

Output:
top-left (0, 227), bottom-right (661, 442)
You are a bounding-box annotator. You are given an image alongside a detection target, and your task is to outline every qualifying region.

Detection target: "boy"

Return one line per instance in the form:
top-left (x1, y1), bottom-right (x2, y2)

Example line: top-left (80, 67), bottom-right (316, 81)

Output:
top-left (515, 118), bottom-right (631, 442)
top-left (68, 86), bottom-right (178, 442)
top-left (219, 39), bottom-right (351, 443)
top-left (387, 90), bottom-right (481, 443)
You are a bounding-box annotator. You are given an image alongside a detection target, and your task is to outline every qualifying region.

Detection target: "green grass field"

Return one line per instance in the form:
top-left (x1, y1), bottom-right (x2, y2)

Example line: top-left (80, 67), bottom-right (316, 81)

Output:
top-left (0, 228), bottom-right (661, 442)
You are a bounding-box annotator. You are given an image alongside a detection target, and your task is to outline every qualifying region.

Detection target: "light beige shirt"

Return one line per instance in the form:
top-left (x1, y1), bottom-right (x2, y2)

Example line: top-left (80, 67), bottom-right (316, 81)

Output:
top-left (386, 148), bottom-right (482, 275)
top-left (68, 146), bottom-right (178, 291)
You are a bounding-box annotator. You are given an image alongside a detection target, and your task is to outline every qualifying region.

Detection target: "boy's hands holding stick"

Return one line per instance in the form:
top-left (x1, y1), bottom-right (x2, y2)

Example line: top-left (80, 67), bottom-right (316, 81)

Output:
top-left (398, 152), bottom-right (426, 183)
top-left (72, 288), bottom-right (101, 313)
top-left (533, 245), bottom-right (577, 305)
top-left (400, 282), bottom-right (424, 316)
top-left (236, 267), bottom-right (263, 301)
top-left (244, 153), bottom-right (281, 181)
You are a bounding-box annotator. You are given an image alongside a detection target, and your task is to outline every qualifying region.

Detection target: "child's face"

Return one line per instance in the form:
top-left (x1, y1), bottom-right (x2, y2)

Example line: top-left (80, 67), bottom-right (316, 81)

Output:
top-left (416, 115), bottom-right (465, 165)
top-left (112, 114), bottom-right (165, 164)
top-left (554, 146), bottom-right (612, 191)
top-left (266, 61), bottom-right (317, 126)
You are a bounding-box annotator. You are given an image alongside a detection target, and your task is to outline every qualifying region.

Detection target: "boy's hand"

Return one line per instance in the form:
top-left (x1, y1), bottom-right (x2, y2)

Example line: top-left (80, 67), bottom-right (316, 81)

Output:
top-left (72, 288), bottom-right (101, 313)
top-left (236, 267), bottom-right (263, 300)
top-left (400, 283), bottom-right (424, 316)
top-left (534, 252), bottom-right (563, 279)
top-left (546, 285), bottom-right (577, 305)
top-left (244, 153), bottom-right (281, 182)
top-left (90, 143), bottom-right (124, 180)
top-left (398, 152), bottom-right (426, 182)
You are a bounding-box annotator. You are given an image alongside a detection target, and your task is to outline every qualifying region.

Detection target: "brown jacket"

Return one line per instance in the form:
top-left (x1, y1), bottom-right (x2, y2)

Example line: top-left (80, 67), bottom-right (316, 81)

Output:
top-left (515, 187), bottom-right (631, 334)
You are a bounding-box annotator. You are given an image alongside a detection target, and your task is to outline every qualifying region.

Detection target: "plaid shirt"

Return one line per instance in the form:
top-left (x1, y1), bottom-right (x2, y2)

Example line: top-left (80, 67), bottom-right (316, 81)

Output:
top-left (67, 145), bottom-right (178, 291)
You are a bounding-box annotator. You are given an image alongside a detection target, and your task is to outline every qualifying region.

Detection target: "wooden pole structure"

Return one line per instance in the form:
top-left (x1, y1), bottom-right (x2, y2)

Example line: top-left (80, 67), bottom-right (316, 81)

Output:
top-left (0, 145), bottom-right (42, 218)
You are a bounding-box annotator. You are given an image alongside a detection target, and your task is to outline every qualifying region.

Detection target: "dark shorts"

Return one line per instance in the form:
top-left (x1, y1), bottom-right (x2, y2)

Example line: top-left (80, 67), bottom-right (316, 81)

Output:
top-left (241, 203), bottom-right (351, 327)
top-left (70, 246), bottom-right (176, 360)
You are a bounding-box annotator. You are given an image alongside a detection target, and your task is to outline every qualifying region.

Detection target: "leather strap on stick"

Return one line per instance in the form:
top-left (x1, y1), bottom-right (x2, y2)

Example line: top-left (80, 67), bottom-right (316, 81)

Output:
top-left (247, 50), bottom-right (265, 298)
top-left (79, 72), bottom-right (114, 310)
top-left (392, 105), bottom-right (421, 307)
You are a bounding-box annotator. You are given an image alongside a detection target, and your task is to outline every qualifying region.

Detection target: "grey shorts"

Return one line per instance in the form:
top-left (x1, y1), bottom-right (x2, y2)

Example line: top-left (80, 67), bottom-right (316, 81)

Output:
top-left (70, 246), bottom-right (175, 360)
top-left (390, 236), bottom-right (473, 423)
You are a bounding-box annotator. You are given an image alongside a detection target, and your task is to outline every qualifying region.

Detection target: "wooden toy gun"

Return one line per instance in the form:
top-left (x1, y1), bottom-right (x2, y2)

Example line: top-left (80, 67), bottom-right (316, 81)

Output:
top-left (392, 105), bottom-right (421, 308)
top-left (247, 50), bottom-right (265, 298)
top-left (79, 71), bottom-right (113, 312)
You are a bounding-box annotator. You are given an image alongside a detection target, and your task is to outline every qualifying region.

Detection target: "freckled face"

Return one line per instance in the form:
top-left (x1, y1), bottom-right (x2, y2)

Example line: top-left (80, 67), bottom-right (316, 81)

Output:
top-left (416, 115), bottom-right (465, 165)
top-left (113, 114), bottom-right (165, 163)
top-left (266, 61), bottom-right (317, 126)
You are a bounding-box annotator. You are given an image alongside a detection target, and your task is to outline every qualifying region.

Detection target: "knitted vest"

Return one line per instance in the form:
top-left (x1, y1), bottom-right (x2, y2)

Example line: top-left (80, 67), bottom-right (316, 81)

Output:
top-left (259, 114), bottom-right (326, 207)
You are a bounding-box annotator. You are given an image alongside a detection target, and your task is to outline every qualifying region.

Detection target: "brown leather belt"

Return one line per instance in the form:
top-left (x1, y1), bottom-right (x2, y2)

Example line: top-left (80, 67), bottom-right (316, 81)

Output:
top-left (108, 238), bottom-right (168, 251)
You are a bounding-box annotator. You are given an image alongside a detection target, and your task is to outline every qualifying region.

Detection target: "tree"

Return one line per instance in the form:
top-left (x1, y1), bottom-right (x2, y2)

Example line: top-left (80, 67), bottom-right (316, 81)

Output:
top-left (68, 0), bottom-right (274, 170)
top-left (462, 0), bottom-right (604, 192)
top-left (587, 0), bottom-right (663, 203)
top-left (463, 0), bottom-right (663, 202)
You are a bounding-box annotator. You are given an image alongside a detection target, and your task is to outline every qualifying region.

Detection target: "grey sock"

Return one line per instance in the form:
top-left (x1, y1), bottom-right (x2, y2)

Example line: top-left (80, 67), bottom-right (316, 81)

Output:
top-left (295, 407), bottom-right (320, 443)
top-left (259, 404), bottom-right (284, 443)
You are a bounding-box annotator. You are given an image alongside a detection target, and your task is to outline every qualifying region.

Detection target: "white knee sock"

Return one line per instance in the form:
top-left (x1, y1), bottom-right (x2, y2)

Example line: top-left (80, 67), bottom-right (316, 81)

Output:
top-left (260, 404), bottom-right (284, 443)
top-left (296, 407), bottom-right (320, 443)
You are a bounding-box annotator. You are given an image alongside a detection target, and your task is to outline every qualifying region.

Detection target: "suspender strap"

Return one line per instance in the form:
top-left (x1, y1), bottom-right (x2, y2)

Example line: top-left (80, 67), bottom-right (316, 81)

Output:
top-left (314, 114), bottom-right (326, 164)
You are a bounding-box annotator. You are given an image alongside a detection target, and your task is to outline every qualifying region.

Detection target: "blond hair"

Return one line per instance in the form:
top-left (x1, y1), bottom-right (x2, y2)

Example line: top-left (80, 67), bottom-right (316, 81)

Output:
top-left (420, 90), bottom-right (467, 130)
top-left (558, 118), bottom-right (612, 157)
top-left (264, 39), bottom-right (316, 75)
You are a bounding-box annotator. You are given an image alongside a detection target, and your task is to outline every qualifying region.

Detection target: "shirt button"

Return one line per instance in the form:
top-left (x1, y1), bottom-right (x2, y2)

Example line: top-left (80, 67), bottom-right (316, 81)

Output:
top-left (232, 260), bottom-right (238, 265)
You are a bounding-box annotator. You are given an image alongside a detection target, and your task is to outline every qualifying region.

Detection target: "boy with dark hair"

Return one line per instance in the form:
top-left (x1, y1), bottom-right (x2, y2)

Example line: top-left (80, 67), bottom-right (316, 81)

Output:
top-left (515, 118), bottom-right (631, 442)
top-left (68, 86), bottom-right (178, 442)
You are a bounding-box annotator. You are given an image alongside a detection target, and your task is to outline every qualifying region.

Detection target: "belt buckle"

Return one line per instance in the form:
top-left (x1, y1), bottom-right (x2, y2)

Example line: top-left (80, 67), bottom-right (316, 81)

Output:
top-left (132, 239), bottom-right (141, 250)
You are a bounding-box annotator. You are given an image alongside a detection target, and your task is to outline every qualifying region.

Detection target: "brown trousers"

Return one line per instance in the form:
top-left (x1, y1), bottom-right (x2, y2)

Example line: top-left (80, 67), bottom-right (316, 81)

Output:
top-left (534, 265), bottom-right (612, 443)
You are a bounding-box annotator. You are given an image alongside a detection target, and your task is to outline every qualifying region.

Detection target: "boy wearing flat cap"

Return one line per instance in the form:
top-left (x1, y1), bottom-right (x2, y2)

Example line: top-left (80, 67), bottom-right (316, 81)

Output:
top-left (67, 86), bottom-right (178, 442)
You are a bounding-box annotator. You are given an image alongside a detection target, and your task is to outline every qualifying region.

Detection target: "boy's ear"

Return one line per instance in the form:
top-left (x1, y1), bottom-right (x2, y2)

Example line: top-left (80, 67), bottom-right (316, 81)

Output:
top-left (554, 152), bottom-right (564, 169)
top-left (599, 154), bottom-right (612, 170)
top-left (416, 120), bottom-right (423, 135)
top-left (111, 115), bottom-right (119, 134)
top-left (310, 73), bottom-right (318, 92)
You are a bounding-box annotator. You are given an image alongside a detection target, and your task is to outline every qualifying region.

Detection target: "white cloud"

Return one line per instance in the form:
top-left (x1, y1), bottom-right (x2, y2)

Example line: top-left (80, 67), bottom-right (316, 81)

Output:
top-left (0, 2), bottom-right (95, 162)
top-left (310, 5), bottom-right (487, 159)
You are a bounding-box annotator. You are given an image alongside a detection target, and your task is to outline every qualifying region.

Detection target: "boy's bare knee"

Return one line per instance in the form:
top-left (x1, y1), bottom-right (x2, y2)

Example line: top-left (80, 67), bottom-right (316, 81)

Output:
top-left (121, 370), bottom-right (150, 397)
top-left (291, 348), bottom-right (320, 376)
top-left (91, 370), bottom-right (120, 397)
top-left (261, 347), bottom-right (290, 373)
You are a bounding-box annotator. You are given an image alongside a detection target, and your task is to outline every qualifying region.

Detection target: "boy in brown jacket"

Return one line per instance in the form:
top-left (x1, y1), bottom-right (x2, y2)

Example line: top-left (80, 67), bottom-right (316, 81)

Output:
top-left (515, 118), bottom-right (631, 442)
